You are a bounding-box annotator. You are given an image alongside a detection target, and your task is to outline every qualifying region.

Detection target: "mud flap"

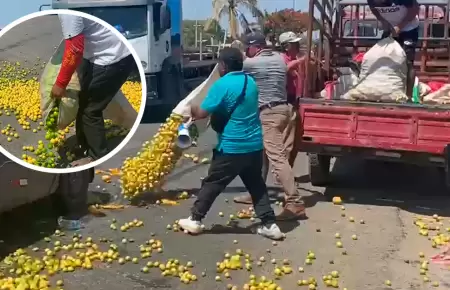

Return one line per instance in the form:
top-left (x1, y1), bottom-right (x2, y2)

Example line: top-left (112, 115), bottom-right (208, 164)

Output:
top-left (160, 57), bottom-right (182, 106)
top-left (445, 144), bottom-right (450, 189)
top-left (308, 153), bottom-right (331, 187)
top-left (56, 168), bottom-right (94, 219)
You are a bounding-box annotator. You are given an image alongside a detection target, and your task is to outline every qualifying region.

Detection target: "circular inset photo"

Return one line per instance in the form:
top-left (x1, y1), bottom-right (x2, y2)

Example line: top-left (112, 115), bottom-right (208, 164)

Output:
top-left (0, 10), bottom-right (146, 173)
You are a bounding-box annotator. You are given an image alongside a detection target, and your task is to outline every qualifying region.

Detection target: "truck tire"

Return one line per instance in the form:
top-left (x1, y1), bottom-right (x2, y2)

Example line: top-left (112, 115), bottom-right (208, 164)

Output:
top-left (308, 153), bottom-right (331, 186)
top-left (445, 144), bottom-right (450, 191)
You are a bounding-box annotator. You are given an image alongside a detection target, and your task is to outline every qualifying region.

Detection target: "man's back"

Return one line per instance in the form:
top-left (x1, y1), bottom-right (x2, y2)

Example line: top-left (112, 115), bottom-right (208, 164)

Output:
top-left (200, 71), bottom-right (263, 154)
top-left (58, 15), bottom-right (130, 66)
top-left (244, 50), bottom-right (287, 107)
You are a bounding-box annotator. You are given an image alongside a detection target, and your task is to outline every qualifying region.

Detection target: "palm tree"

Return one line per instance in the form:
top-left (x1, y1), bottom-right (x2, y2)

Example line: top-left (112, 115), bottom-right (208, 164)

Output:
top-left (204, 0), bottom-right (264, 40)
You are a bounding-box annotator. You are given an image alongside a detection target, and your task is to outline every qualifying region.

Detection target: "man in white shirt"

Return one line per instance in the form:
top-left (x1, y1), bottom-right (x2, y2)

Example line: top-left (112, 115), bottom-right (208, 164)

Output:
top-left (52, 15), bottom-right (134, 231)
top-left (52, 14), bottom-right (134, 166)
top-left (368, 0), bottom-right (420, 97)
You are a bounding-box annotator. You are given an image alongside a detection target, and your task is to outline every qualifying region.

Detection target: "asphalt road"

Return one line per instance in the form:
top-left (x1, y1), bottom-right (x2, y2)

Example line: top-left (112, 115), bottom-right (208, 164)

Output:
top-left (0, 15), bottom-right (61, 65)
top-left (2, 124), bottom-right (450, 290)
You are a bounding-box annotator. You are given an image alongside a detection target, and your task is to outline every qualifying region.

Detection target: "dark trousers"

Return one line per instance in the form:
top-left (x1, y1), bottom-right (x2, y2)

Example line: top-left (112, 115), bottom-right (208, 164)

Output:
top-left (382, 28), bottom-right (419, 98)
top-left (77, 55), bottom-right (134, 160)
top-left (191, 149), bottom-right (276, 225)
top-left (57, 168), bottom-right (94, 220)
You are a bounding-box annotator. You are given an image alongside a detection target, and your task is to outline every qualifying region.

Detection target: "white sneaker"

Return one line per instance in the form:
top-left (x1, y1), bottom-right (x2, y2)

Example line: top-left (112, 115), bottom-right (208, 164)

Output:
top-left (178, 216), bottom-right (204, 234)
top-left (257, 223), bottom-right (284, 240)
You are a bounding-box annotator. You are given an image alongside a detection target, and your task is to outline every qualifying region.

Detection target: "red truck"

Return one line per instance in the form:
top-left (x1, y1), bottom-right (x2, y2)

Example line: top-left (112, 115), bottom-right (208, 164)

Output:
top-left (298, 0), bottom-right (450, 187)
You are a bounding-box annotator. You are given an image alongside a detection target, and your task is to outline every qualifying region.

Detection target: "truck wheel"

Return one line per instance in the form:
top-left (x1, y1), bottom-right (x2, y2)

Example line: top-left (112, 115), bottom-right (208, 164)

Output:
top-left (308, 153), bottom-right (331, 186)
top-left (444, 167), bottom-right (450, 192)
top-left (445, 144), bottom-right (450, 191)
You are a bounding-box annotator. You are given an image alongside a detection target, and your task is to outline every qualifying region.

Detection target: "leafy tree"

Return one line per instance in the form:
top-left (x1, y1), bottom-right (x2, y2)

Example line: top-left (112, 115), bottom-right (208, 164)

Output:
top-left (204, 0), bottom-right (264, 39)
top-left (183, 19), bottom-right (225, 48)
top-left (263, 9), bottom-right (310, 44)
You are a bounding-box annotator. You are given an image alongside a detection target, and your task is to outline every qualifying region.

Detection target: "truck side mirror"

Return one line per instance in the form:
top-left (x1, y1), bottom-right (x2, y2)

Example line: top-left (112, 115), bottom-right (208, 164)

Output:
top-left (153, 2), bottom-right (171, 41)
top-left (153, 2), bottom-right (162, 41)
top-left (161, 5), bottom-right (171, 31)
top-left (39, 4), bottom-right (51, 11)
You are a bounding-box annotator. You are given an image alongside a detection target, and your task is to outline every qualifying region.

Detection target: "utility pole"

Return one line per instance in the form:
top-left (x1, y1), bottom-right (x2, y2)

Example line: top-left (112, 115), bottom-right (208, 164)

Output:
top-left (194, 20), bottom-right (202, 47)
top-left (195, 20), bottom-right (198, 47)
top-left (293, 0), bottom-right (295, 9)
top-left (199, 29), bottom-right (203, 61)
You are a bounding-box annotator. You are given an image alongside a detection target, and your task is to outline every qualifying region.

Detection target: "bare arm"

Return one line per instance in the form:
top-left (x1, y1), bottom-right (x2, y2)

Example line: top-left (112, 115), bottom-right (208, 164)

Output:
top-left (286, 57), bottom-right (305, 72)
top-left (190, 105), bottom-right (209, 120)
top-left (367, 0), bottom-right (392, 30)
top-left (397, 0), bottom-right (419, 30)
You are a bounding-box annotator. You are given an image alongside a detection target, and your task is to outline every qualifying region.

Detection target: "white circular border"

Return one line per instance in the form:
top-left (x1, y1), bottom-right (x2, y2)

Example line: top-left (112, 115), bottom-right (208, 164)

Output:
top-left (0, 9), bottom-right (147, 174)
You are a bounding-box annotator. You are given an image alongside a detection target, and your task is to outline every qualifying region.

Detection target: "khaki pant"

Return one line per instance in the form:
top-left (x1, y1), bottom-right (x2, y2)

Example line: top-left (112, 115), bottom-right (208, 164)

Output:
top-left (260, 103), bottom-right (301, 204)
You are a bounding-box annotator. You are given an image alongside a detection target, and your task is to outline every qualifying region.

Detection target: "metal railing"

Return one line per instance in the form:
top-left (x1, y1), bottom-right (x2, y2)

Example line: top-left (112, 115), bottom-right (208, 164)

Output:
top-left (305, 0), bottom-right (450, 88)
top-left (39, 4), bottom-right (51, 11)
top-left (305, 0), bottom-right (335, 98)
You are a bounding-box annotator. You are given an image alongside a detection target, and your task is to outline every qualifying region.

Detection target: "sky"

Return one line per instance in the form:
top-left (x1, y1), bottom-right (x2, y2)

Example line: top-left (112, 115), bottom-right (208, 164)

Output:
top-left (1, 0), bottom-right (308, 27)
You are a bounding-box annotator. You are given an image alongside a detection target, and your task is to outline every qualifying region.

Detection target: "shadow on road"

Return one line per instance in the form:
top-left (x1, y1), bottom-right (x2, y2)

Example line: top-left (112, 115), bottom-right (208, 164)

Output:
top-left (205, 219), bottom-right (300, 236)
top-left (0, 190), bottom-right (115, 261)
top-left (140, 106), bottom-right (172, 124)
top-left (130, 185), bottom-right (285, 206)
top-left (319, 157), bottom-right (450, 217)
top-left (0, 196), bottom-right (59, 260)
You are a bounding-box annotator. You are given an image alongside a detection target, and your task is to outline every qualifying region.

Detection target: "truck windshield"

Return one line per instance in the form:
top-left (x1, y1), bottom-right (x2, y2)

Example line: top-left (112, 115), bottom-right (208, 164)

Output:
top-left (343, 20), bottom-right (380, 37)
top-left (76, 6), bottom-right (148, 40)
top-left (343, 20), bottom-right (449, 39)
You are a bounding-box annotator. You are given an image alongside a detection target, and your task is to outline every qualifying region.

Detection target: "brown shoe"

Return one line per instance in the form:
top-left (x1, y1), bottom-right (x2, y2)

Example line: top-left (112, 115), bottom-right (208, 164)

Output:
top-left (88, 205), bottom-right (107, 217)
top-left (233, 195), bottom-right (253, 204)
top-left (276, 203), bottom-right (306, 221)
top-left (233, 193), bottom-right (279, 204)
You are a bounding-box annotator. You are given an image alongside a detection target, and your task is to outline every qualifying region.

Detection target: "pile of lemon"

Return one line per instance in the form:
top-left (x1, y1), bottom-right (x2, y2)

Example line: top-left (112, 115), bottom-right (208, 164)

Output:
top-left (0, 60), bottom-right (142, 168)
top-left (0, 227), bottom-right (200, 290)
top-left (414, 214), bottom-right (450, 248)
top-left (120, 113), bottom-right (184, 199)
top-left (120, 81), bottom-right (142, 112)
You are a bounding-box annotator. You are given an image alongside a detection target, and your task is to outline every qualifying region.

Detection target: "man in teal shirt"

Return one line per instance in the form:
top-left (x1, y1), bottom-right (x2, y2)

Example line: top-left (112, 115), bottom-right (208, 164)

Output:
top-left (178, 47), bottom-right (283, 240)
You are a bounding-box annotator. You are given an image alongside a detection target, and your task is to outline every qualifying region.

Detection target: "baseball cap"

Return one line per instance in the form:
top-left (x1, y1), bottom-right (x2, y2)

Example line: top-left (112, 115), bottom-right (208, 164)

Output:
top-left (244, 31), bottom-right (267, 46)
top-left (279, 31), bottom-right (302, 44)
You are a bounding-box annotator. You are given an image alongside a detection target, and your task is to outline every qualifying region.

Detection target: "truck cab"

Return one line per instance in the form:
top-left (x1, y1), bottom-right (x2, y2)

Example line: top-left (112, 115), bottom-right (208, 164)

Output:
top-left (46, 0), bottom-right (183, 110)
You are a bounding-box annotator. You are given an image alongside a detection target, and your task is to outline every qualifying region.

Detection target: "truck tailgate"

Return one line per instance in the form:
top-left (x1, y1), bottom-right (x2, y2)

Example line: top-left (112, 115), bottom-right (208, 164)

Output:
top-left (299, 99), bottom-right (450, 155)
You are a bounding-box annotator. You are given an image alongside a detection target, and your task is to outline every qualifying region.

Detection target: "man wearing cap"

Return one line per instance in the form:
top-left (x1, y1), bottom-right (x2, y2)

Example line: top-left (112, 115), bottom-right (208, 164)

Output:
top-left (233, 31), bottom-right (306, 220)
top-left (279, 31), bottom-right (306, 166)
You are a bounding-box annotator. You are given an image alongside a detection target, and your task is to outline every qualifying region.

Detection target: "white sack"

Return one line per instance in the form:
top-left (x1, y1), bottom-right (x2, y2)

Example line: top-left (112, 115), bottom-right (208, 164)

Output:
top-left (341, 37), bottom-right (408, 102)
top-left (320, 67), bottom-right (359, 99)
top-left (103, 91), bottom-right (138, 130)
top-left (418, 82), bottom-right (431, 98)
top-left (40, 41), bottom-right (80, 130)
top-left (173, 64), bottom-right (221, 136)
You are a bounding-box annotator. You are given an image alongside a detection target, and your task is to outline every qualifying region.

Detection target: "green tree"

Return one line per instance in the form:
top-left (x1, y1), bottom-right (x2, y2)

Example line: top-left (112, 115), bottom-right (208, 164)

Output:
top-left (183, 19), bottom-right (225, 48)
top-left (263, 9), bottom-right (310, 44)
top-left (204, 0), bottom-right (264, 40)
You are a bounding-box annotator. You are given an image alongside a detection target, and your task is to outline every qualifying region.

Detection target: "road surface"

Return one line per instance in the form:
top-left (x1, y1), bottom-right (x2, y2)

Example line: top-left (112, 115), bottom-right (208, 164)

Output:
top-left (2, 124), bottom-right (450, 290)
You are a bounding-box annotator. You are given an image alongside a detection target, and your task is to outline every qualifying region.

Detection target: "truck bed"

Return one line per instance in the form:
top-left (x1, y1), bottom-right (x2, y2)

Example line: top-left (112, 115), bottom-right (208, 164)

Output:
top-left (298, 99), bottom-right (450, 158)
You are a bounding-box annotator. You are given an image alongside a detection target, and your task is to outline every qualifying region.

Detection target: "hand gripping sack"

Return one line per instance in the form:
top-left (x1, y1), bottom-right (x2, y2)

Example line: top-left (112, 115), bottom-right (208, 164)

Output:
top-left (40, 41), bottom-right (80, 130)
top-left (172, 64), bottom-right (221, 137)
top-left (341, 37), bottom-right (408, 102)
